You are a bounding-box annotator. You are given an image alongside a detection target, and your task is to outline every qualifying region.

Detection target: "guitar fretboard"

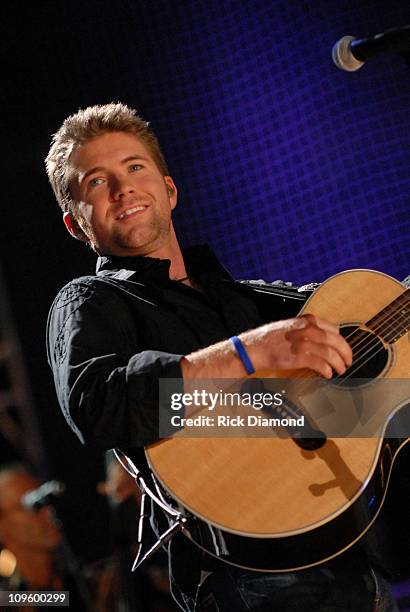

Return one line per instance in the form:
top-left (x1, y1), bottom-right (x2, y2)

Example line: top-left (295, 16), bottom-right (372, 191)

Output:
top-left (366, 288), bottom-right (410, 343)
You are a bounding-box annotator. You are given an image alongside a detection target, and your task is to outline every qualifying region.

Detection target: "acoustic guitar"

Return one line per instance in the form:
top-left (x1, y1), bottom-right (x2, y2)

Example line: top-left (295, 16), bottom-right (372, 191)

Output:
top-left (146, 269), bottom-right (410, 571)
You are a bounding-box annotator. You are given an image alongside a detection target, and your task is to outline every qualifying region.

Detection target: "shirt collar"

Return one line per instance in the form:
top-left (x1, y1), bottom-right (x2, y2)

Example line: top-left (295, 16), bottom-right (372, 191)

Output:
top-left (95, 244), bottom-right (234, 284)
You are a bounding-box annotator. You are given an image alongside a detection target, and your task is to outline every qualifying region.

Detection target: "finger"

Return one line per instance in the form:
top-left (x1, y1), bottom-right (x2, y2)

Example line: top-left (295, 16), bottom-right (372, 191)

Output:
top-left (300, 340), bottom-right (347, 376)
top-left (312, 327), bottom-right (353, 367)
top-left (332, 334), bottom-right (352, 368)
top-left (295, 351), bottom-right (334, 379)
top-left (290, 324), bottom-right (352, 367)
top-left (300, 314), bottom-right (339, 335)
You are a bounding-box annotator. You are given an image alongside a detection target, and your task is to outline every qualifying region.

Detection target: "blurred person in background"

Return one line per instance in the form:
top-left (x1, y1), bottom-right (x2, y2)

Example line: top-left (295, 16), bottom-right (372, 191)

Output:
top-left (0, 464), bottom-right (116, 611)
top-left (0, 464), bottom-right (62, 592)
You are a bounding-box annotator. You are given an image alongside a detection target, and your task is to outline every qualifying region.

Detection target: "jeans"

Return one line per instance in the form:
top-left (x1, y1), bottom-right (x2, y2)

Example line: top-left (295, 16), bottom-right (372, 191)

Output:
top-left (195, 565), bottom-right (399, 612)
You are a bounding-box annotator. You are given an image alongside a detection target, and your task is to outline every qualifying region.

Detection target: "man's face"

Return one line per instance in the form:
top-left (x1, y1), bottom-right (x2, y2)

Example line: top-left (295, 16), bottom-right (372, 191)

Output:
top-left (68, 131), bottom-right (177, 257)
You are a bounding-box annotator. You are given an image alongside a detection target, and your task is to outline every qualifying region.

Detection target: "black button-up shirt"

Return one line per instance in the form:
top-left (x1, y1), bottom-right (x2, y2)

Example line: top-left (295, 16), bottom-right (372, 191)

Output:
top-left (47, 245), bottom-right (269, 450)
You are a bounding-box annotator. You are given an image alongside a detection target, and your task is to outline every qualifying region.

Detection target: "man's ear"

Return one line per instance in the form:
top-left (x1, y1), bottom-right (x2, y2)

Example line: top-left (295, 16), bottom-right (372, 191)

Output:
top-left (164, 176), bottom-right (178, 210)
top-left (63, 212), bottom-right (89, 242)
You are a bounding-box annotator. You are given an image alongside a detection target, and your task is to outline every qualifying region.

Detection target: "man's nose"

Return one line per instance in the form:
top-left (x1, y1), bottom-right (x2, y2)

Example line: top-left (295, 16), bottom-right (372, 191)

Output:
top-left (111, 176), bottom-right (135, 199)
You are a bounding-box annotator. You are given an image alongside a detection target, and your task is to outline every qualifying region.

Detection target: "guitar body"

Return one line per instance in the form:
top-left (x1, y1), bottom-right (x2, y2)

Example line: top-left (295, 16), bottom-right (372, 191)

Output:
top-left (146, 270), bottom-right (410, 571)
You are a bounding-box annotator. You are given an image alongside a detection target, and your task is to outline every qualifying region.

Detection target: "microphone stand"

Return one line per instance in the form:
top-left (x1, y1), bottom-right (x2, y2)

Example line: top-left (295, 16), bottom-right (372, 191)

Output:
top-left (45, 502), bottom-right (94, 612)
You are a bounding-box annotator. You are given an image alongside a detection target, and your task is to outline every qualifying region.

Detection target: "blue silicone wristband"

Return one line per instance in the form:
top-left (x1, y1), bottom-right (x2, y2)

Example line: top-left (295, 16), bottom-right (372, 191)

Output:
top-left (230, 336), bottom-right (255, 375)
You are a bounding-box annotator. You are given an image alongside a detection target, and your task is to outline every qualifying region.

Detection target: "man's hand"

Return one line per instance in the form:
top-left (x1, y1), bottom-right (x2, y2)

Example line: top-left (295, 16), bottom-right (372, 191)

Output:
top-left (240, 314), bottom-right (352, 379)
top-left (181, 314), bottom-right (352, 380)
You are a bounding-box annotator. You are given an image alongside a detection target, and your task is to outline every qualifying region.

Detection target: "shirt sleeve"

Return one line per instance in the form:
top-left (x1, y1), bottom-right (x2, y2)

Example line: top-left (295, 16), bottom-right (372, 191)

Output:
top-left (46, 278), bottom-right (184, 449)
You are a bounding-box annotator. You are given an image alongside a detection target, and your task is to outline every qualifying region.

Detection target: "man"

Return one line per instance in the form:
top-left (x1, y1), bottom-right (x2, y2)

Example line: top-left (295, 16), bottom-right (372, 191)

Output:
top-left (45, 103), bottom-right (397, 611)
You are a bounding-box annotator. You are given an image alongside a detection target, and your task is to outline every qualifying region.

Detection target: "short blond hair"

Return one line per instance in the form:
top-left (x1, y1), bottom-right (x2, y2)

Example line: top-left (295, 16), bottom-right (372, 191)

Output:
top-left (45, 102), bottom-right (169, 214)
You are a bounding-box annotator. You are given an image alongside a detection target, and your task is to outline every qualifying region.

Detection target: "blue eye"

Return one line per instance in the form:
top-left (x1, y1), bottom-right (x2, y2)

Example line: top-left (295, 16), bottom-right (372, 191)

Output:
top-left (89, 177), bottom-right (104, 187)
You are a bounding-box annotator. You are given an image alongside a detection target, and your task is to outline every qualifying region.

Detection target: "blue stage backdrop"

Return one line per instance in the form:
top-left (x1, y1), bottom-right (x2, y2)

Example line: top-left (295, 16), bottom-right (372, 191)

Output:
top-left (113, 0), bottom-right (409, 285)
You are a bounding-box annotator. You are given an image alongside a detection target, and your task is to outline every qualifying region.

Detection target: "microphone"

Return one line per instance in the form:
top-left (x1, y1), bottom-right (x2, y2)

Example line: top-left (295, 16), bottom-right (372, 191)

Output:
top-left (332, 25), bottom-right (410, 71)
top-left (21, 480), bottom-right (66, 511)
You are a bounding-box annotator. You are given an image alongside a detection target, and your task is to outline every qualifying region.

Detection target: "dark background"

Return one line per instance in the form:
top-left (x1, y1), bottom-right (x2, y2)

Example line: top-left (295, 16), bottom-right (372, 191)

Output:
top-left (2, 0), bottom-right (409, 594)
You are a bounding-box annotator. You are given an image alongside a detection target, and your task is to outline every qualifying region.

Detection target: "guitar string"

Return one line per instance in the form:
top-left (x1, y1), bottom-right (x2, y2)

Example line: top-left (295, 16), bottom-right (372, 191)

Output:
top-left (351, 301), bottom-right (410, 361)
top-left (328, 298), bottom-right (410, 380)
top-left (353, 292), bottom-right (410, 351)
top-left (273, 297), bottom-right (410, 420)
top-left (298, 305), bottom-right (409, 386)
top-left (280, 323), bottom-right (393, 407)
top-left (326, 303), bottom-right (409, 380)
top-left (333, 308), bottom-right (410, 381)
top-left (325, 293), bottom-right (409, 369)
top-left (290, 292), bottom-right (409, 384)
top-left (284, 310), bottom-right (409, 421)
top-left (338, 290), bottom-right (409, 356)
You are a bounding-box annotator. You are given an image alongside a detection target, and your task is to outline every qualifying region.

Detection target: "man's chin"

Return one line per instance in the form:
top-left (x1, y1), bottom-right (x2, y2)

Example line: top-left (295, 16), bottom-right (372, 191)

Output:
top-left (94, 225), bottom-right (168, 257)
top-left (97, 238), bottom-right (156, 258)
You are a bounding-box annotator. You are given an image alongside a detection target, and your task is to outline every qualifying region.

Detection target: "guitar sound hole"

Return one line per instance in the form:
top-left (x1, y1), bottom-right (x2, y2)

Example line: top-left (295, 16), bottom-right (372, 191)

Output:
top-left (333, 325), bottom-right (389, 387)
